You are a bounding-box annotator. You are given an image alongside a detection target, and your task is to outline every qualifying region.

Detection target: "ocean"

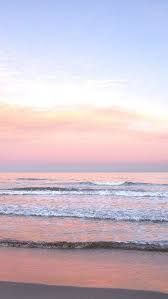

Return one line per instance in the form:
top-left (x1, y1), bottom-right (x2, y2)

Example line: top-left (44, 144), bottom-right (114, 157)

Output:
top-left (0, 172), bottom-right (167, 251)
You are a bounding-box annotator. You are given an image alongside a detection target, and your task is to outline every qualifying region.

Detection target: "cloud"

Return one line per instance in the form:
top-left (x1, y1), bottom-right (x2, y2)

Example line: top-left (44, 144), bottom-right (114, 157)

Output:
top-left (86, 79), bottom-right (128, 88)
top-left (0, 51), bottom-right (128, 109)
top-left (0, 102), bottom-right (167, 134)
top-left (0, 102), bottom-right (167, 170)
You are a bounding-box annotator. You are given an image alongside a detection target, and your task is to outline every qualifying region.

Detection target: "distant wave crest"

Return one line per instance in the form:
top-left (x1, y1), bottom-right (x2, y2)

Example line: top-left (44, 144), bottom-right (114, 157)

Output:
top-left (0, 187), bottom-right (167, 198)
top-left (80, 181), bottom-right (168, 187)
top-left (17, 178), bottom-right (47, 181)
top-left (13, 179), bottom-right (168, 186)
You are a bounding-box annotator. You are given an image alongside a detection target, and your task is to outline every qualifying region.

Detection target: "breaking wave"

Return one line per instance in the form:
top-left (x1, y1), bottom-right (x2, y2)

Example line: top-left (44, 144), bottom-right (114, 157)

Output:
top-left (0, 205), bottom-right (167, 222)
top-left (0, 187), bottom-right (167, 197)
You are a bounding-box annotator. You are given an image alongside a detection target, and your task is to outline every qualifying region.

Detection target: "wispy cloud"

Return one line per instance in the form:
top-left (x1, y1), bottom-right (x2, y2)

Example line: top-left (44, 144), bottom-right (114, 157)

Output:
top-left (1, 102), bottom-right (166, 134)
top-left (0, 103), bottom-right (167, 169)
top-left (0, 50), bottom-right (128, 109)
top-left (86, 79), bottom-right (128, 88)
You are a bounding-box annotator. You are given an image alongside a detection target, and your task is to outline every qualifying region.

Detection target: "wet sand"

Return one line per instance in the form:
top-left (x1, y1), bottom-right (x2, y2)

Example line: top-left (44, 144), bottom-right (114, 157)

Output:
top-left (0, 247), bottom-right (168, 293)
top-left (0, 282), bottom-right (167, 299)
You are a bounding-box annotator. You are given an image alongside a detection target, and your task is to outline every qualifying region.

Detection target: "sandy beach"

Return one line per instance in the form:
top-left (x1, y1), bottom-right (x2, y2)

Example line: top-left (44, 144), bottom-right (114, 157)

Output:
top-left (0, 247), bottom-right (168, 296)
top-left (0, 282), bottom-right (167, 299)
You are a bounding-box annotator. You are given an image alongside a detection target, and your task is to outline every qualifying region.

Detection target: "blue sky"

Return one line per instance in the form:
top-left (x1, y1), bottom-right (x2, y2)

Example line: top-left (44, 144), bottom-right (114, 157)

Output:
top-left (0, 1), bottom-right (168, 113)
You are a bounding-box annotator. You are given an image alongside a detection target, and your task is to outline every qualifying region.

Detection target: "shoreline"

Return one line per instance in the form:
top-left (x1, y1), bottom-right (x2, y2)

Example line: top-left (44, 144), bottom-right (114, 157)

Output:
top-left (0, 239), bottom-right (167, 252)
top-left (0, 282), bottom-right (167, 298)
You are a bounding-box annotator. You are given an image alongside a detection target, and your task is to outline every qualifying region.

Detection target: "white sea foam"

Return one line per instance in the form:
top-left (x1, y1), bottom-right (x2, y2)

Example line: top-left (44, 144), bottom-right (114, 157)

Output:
top-left (0, 205), bottom-right (167, 222)
top-left (0, 188), bottom-right (167, 197)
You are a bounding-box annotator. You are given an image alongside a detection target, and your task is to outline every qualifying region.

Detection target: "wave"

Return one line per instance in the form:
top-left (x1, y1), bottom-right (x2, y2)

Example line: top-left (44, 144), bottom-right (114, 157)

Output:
top-left (0, 205), bottom-right (167, 223)
top-left (0, 187), bottom-right (167, 197)
top-left (79, 181), bottom-right (125, 186)
top-left (17, 178), bottom-right (47, 181)
top-left (79, 181), bottom-right (168, 186)
top-left (0, 239), bottom-right (167, 251)
top-left (9, 187), bottom-right (78, 191)
top-left (14, 179), bottom-right (168, 186)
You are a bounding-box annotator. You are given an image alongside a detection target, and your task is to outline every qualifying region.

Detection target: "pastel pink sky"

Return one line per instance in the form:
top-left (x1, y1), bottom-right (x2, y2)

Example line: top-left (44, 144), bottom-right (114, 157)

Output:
top-left (0, 103), bottom-right (167, 171)
top-left (0, 1), bottom-right (168, 171)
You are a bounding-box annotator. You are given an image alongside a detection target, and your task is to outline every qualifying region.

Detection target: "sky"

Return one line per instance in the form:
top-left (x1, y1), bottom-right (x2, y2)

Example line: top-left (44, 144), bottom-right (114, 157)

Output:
top-left (0, 0), bottom-right (167, 172)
